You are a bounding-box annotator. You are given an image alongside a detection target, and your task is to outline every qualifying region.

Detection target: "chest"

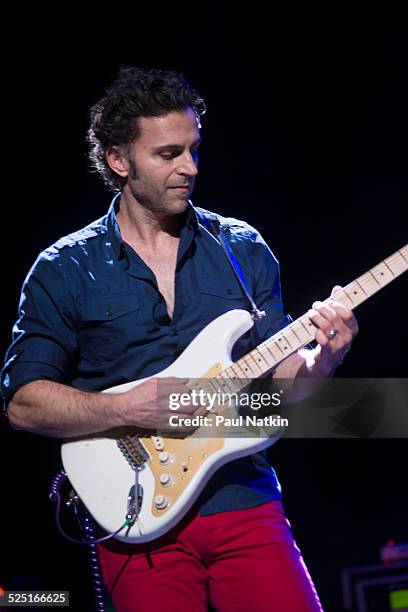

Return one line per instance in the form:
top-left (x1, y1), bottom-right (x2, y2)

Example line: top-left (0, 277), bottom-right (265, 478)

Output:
top-left (136, 244), bottom-right (179, 318)
top-left (75, 241), bottom-right (256, 378)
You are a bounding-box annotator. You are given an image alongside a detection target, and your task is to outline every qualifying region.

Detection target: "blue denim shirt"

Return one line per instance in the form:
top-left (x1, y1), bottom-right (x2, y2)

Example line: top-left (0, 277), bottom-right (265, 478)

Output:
top-left (2, 194), bottom-right (290, 514)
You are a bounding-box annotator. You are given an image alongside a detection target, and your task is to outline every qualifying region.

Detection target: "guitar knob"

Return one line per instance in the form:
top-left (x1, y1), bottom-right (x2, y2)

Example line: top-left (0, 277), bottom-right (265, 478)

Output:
top-left (154, 495), bottom-right (168, 509)
top-left (158, 451), bottom-right (170, 464)
top-left (159, 473), bottom-right (172, 486)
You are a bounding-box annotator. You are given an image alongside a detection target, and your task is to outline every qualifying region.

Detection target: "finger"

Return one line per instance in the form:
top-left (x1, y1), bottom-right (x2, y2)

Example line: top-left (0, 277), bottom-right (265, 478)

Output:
top-left (170, 377), bottom-right (189, 382)
top-left (310, 304), bottom-right (354, 341)
top-left (310, 319), bottom-right (353, 357)
top-left (331, 285), bottom-right (343, 297)
top-left (328, 302), bottom-right (359, 335)
top-left (163, 377), bottom-right (189, 388)
top-left (312, 301), bottom-right (347, 333)
top-left (308, 306), bottom-right (344, 338)
top-left (194, 403), bottom-right (210, 418)
top-left (161, 379), bottom-right (192, 395)
top-left (312, 300), bottom-right (337, 317)
top-left (160, 377), bottom-right (189, 388)
top-left (326, 286), bottom-right (359, 335)
top-left (184, 401), bottom-right (207, 415)
top-left (314, 327), bottom-right (331, 348)
top-left (166, 391), bottom-right (210, 415)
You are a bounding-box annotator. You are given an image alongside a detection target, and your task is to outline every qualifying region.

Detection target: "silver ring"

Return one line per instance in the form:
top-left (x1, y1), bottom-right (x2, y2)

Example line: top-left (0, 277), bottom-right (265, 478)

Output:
top-left (327, 329), bottom-right (337, 340)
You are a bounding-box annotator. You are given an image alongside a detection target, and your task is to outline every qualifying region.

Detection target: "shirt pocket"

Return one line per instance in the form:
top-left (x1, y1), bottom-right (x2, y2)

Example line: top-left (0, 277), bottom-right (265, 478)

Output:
top-left (196, 275), bottom-right (257, 360)
top-left (78, 293), bottom-right (140, 364)
top-left (198, 274), bottom-right (248, 315)
top-left (198, 275), bottom-right (247, 308)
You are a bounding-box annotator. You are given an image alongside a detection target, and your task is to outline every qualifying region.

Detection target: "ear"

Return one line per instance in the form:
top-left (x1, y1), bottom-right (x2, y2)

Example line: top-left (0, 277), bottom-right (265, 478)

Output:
top-left (106, 146), bottom-right (129, 178)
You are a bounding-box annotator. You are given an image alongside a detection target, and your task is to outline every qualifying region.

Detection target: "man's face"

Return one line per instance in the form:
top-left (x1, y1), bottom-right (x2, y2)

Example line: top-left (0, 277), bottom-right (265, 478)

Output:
top-left (122, 108), bottom-right (201, 216)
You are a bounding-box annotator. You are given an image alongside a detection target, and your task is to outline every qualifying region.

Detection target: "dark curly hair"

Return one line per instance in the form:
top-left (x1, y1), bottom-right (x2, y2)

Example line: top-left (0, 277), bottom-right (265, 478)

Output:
top-left (88, 66), bottom-right (206, 191)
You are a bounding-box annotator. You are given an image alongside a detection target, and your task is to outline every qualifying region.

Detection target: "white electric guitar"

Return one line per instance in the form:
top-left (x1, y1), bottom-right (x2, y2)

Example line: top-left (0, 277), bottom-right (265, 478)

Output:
top-left (61, 245), bottom-right (407, 543)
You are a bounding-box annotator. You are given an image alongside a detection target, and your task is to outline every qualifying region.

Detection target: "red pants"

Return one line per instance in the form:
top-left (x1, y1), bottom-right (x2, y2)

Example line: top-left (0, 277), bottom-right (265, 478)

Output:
top-left (99, 501), bottom-right (323, 611)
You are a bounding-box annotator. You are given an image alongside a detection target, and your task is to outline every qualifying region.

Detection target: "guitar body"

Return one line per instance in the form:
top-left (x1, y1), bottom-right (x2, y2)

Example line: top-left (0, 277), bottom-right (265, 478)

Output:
top-left (61, 309), bottom-right (283, 543)
top-left (61, 244), bottom-right (407, 543)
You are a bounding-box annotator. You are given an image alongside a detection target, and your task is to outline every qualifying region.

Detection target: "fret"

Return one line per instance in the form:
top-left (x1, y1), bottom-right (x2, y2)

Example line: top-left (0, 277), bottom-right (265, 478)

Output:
top-left (209, 378), bottom-right (223, 395)
top-left (335, 289), bottom-right (355, 309)
top-left (229, 363), bottom-right (245, 378)
top-left (218, 371), bottom-right (238, 392)
top-left (358, 273), bottom-right (382, 295)
top-left (399, 245), bottom-right (408, 264)
top-left (233, 377), bottom-right (249, 393)
top-left (388, 249), bottom-right (407, 273)
top-left (227, 360), bottom-right (245, 378)
top-left (238, 356), bottom-right (257, 377)
top-left (243, 352), bottom-right (264, 376)
top-left (257, 344), bottom-right (280, 370)
top-left (206, 379), bottom-right (220, 396)
top-left (221, 373), bottom-right (242, 393)
top-left (273, 335), bottom-right (292, 355)
top-left (342, 282), bottom-right (367, 307)
top-left (383, 258), bottom-right (396, 277)
top-left (368, 270), bottom-right (382, 288)
top-left (263, 341), bottom-right (283, 363)
top-left (290, 321), bottom-right (309, 344)
top-left (218, 377), bottom-right (237, 395)
top-left (298, 317), bottom-right (315, 342)
top-left (370, 262), bottom-right (394, 286)
top-left (298, 317), bottom-right (315, 341)
top-left (251, 347), bottom-right (271, 370)
top-left (282, 326), bottom-right (303, 351)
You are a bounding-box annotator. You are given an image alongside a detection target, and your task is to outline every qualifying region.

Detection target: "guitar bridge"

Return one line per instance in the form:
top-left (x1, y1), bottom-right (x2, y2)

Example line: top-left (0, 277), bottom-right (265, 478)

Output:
top-left (117, 434), bottom-right (150, 470)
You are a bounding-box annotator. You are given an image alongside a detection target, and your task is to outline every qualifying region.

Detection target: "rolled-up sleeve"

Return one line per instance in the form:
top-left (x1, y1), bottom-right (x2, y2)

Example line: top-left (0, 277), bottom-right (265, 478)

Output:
top-left (1, 251), bottom-right (78, 410)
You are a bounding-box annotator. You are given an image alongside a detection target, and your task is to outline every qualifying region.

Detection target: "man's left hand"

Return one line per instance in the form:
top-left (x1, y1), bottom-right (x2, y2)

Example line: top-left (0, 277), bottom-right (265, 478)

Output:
top-left (308, 285), bottom-right (359, 376)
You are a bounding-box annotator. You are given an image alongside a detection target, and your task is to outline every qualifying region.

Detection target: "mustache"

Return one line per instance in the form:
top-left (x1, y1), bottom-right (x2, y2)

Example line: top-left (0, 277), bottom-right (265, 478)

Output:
top-left (169, 180), bottom-right (194, 189)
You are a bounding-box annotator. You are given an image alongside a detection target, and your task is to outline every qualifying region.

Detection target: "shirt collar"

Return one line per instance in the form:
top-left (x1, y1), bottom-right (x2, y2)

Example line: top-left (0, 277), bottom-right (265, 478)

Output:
top-left (106, 193), bottom-right (201, 261)
top-left (105, 192), bottom-right (126, 260)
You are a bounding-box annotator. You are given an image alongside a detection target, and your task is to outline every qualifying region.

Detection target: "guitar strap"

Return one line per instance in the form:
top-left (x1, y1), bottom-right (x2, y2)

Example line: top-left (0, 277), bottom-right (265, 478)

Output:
top-left (196, 209), bottom-right (266, 321)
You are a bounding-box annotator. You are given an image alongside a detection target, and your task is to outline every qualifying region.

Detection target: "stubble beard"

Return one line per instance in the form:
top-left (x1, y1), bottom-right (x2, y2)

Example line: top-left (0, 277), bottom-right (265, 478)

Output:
top-left (128, 181), bottom-right (190, 218)
top-left (127, 159), bottom-right (192, 217)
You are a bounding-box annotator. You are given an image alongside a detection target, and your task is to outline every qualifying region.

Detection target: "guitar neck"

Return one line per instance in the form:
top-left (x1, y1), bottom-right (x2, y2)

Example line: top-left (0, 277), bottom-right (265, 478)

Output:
top-left (216, 244), bottom-right (408, 390)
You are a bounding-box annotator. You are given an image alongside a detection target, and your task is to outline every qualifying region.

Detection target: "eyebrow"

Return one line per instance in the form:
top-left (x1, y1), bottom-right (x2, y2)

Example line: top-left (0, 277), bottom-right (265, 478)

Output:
top-left (153, 138), bottom-right (202, 153)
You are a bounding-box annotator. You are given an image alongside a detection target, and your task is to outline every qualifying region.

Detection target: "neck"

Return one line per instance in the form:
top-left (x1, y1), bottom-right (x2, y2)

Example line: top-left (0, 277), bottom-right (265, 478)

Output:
top-left (116, 191), bottom-right (183, 247)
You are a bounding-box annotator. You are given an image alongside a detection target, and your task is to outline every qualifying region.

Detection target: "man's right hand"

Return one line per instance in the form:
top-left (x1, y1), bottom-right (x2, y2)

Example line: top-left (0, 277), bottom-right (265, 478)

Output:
top-left (122, 377), bottom-right (207, 433)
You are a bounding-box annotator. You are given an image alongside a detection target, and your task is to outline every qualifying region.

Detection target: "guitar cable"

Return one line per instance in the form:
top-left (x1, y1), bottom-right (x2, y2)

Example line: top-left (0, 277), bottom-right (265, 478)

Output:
top-left (48, 469), bottom-right (132, 545)
top-left (49, 469), bottom-right (135, 612)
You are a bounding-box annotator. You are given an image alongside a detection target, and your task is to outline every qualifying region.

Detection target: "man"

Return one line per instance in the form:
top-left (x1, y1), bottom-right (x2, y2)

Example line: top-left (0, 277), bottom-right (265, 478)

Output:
top-left (2, 66), bottom-right (358, 611)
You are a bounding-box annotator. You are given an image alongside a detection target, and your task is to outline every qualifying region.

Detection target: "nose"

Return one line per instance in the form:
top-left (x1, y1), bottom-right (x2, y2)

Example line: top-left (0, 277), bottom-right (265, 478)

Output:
top-left (177, 151), bottom-right (198, 177)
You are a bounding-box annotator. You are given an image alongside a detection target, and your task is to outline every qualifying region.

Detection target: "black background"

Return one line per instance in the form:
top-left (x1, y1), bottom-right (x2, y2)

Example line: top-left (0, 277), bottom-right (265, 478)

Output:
top-left (1, 7), bottom-right (407, 611)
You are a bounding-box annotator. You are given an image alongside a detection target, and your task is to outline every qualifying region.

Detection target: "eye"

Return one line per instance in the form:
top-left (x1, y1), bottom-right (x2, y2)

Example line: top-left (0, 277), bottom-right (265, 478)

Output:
top-left (159, 151), bottom-right (178, 160)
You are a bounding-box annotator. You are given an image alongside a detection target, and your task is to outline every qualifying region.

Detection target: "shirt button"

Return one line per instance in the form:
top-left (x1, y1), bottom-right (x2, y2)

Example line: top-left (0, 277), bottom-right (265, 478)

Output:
top-left (105, 308), bottom-right (113, 316)
top-left (169, 329), bottom-right (177, 336)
